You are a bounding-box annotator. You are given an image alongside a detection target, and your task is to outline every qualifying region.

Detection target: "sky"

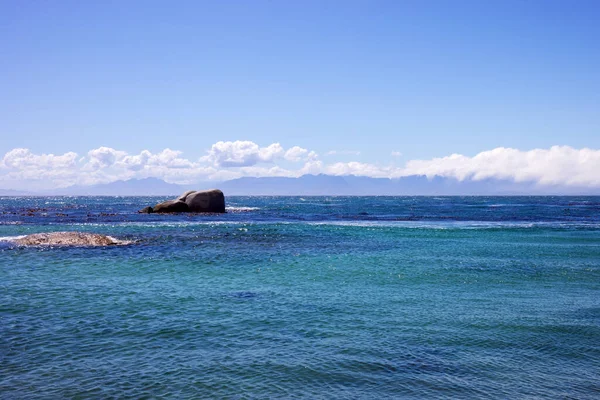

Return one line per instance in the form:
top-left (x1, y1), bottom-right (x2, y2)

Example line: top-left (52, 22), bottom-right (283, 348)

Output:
top-left (1, 0), bottom-right (599, 190)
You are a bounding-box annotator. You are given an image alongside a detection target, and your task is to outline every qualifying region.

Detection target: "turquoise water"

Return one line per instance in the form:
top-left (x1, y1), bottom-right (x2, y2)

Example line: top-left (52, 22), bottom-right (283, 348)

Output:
top-left (1, 196), bottom-right (600, 398)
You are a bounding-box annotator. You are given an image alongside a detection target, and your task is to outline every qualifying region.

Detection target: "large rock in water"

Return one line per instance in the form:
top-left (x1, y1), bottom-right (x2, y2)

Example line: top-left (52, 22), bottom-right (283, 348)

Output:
top-left (15, 232), bottom-right (120, 246)
top-left (184, 189), bottom-right (226, 213)
top-left (148, 189), bottom-right (225, 213)
top-left (153, 199), bottom-right (189, 213)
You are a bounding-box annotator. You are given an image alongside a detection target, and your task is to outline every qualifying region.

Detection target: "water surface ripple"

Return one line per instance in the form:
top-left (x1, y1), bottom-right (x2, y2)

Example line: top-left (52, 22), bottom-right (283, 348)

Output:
top-left (1, 196), bottom-right (599, 398)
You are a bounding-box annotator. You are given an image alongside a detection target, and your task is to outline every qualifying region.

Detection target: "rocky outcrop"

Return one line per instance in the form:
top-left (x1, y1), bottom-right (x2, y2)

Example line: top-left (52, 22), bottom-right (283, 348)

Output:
top-left (184, 189), bottom-right (226, 213)
top-left (153, 199), bottom-right (189, 213)
top-left (142, 189), bottom-right (226, 213)
top-left (177, 190), bottom-right (196, 201)
top-left (15, 232), bottom-right (121, 246)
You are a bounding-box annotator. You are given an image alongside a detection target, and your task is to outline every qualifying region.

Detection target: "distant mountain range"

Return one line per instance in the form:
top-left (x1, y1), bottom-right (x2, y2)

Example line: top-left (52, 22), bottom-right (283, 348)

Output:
top-left (218, 175), bottom-right (600, 195)
top-left (0, 188), bottom-right (35, 196)
top-left (2, 175), bottom-right (598, 196)
top-left (45, 178), bottom-right (185, 196)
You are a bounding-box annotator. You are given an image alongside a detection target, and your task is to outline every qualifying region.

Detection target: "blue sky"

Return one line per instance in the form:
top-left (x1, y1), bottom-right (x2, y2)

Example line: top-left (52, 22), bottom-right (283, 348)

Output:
top-left (1, 1), bottom-right (599, 189)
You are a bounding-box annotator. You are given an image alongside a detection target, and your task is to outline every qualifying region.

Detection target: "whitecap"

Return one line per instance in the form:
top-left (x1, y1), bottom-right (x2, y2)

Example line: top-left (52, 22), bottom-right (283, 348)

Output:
top-left (106, 236), bottom-right (136, 245)
top-left (0, 235), bottom-right (26, 242)
top-left (226, 206), bottom-right (260, 212)
top-left (64, 221), bottom-right (247, 228)
top-left (303, 220), bottom-right (590, 229)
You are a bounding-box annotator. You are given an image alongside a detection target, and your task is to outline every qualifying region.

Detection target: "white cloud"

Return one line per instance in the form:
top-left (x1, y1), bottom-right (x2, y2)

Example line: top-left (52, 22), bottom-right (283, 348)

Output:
top-left (325, 162), bottom-right (393, 178)
top-left (391, 151), bottom-right (402, 157)
top-left (299, 159), bottom-right (323, 175)
top-left (1, 144), bottom-right (600, 190)
top-left (1, 149), bottom-right (80, 188)
top-left (284, 146), bottom-right (309, 162)
top-left (2, 148), bottom-right (78, 170)
top-left (85, 147), bottom-right (127, 169)
top-left (402, 146), bottom-right (600, 186)
top-left (118, 150), bottom-right (152, 171)
top-left (119, 148), bottom-right (194, 170)
top-left (200, 141), bottom-right (285, 167)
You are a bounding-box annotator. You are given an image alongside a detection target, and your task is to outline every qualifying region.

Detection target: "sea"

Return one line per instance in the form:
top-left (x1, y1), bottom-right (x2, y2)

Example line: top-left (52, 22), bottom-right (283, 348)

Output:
top-left (1, 196), bottom-right (599, 399)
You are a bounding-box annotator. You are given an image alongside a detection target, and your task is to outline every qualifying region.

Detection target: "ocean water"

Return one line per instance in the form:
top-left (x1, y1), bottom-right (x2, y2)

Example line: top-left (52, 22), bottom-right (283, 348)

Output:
top-left (1, 196), bottom-right (599, 399)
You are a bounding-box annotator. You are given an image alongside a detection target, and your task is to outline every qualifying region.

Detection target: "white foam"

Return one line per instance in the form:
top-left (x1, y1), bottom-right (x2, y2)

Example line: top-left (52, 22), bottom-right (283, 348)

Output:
top-left (226, 206), bottom-right (260, 212)
top-left (0, 235), bottom-right (26, 242)
top-left (106, 236), bottom-right (136, 245)
top-left (304, 220), bottom-right (550, 229)
top-left (64, 221), bottom-right (249, 228)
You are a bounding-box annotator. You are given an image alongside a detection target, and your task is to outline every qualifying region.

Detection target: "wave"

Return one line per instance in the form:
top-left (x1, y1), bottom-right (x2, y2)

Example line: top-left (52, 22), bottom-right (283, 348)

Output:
top-left (226, 206), bottom-right (260, 212)
top-left (304, 220), bottom-right (600, 229)
top-left (105, 236), bottom-right (136, 245)
top-left (50, 220), bottom-right (295, 231)
top-left (0, 235), bottom-right (26, 242)
top-left (45, 219), bottom-right (600, 230)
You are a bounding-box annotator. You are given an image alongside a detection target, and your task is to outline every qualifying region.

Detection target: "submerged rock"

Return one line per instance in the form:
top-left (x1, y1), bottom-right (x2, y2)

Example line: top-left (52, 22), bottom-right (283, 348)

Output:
top-left (15, 232), bottom-right (121, 246)
top-left (149, 189), bottom-right (226, 213)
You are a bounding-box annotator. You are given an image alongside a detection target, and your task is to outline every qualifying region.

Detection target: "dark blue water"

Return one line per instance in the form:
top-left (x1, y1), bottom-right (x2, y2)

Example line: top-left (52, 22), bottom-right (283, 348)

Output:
top-left (1, 196), bottom-right (600, 398)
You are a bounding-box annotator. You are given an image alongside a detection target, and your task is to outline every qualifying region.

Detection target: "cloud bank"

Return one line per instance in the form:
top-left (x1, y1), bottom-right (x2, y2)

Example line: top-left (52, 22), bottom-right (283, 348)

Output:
top-left (1, 142), bottom-right (599, 190)
top-left (402, 146), bottom-right (600, 187)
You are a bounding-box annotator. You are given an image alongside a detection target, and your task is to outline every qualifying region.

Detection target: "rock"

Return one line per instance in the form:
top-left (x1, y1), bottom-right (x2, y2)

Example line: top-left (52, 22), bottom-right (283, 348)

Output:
top-left (177, 190), bottom-right (197, 201)
top-left (147, 189), bottom-right (226, 213)
top-left (15, 232), bottom-right (120, 246)
top-left (185, 189), bottom-right (225, 213)
top-left (153, 199), bottom-right (189, 213)
top-left (138, 206), bottom-right (154, 214)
